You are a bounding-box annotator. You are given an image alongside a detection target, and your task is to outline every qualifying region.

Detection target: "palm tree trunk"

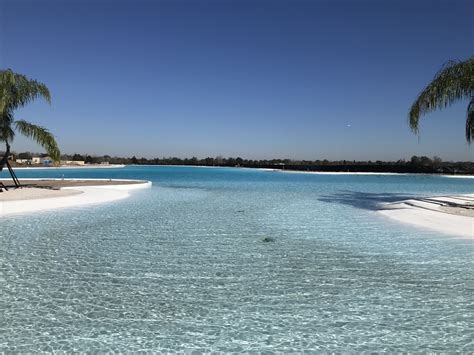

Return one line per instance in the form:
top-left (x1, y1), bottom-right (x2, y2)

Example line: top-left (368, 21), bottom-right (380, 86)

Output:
top-left (0, 142), bottom-right (21, 188)
top-left (0, 142), bottom-right (11, 174)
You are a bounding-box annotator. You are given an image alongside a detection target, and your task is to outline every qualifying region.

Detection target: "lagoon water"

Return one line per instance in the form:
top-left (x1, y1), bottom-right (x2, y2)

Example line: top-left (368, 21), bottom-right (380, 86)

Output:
top-left (1, 166), bottom-right (473, 352)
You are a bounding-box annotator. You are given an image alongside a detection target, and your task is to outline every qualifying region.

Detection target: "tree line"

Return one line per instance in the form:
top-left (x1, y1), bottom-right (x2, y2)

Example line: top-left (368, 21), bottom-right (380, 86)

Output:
top-left (11, 151), bottom-right (474, 174)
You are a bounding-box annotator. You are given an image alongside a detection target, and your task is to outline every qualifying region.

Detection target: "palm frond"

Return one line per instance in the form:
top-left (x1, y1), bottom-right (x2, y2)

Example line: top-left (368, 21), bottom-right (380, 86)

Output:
top-left (0, 70), bottom-right (58, 157)
top-left (409, 57), bottom-right (474, 138)
top-left (0, 69), bottom-right (51, 113)
top-left (0, 111), bottom-right (15, 142)
top-left (467, 97), bottom-right (474, 143)
top-left (14, 120), bottom-right (60, 162)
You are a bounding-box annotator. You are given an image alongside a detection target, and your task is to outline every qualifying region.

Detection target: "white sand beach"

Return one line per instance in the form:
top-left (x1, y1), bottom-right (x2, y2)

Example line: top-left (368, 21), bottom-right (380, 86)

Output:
top-left (378, 194), bottom-right (474, 239)
top-left (0, 187), bottom-right (83, 201)
top-left (276, 170), bottom-right (408, 175)
top-left (0, 179), bottom-right (151, 216)
top-left (269, 169), bottom-right (474, 178)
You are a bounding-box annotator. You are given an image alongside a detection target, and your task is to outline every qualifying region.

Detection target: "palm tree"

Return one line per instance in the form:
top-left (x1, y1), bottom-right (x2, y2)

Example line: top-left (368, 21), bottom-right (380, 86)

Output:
top-left (409, 56), bottom-right (473, 143)
top-left (0, 69), bottom-right (60, 187)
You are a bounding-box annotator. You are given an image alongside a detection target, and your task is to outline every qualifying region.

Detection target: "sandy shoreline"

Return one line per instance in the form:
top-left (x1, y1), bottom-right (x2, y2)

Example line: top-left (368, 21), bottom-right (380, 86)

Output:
top-left (261, 168), bottom-right (474, 178)
top-left (378, 194), bottom-right (474, 239)
top-left (0, 179), bottom-right (151, 216)
top-left (0, 187), bottom-right (82, 201)
top-left (0, 178), bottom-right (148, 188)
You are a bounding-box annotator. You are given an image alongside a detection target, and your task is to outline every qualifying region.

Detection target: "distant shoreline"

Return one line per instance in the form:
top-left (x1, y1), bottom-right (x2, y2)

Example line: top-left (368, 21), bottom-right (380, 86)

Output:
top-left (263, 168), bottom-right (474, 178)
top-left (11, 164), bottom-right (126, 170)
top-left (7, 164), bottom-right (474, 177)
top-left (133, 164), bottom-right (474, 177)
top-left (126, 164), bottom-right (474, 176)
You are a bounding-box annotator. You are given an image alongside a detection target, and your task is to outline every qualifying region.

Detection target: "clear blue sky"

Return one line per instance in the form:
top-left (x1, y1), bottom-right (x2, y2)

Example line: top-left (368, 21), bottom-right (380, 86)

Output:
top-left (1, 0), bottom-right (472, 161)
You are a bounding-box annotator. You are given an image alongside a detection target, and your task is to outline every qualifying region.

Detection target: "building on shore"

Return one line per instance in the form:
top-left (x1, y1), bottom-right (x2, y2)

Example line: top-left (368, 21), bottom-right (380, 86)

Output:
top-left (15, 159), bottom-right (30, 165)
top-left (15, 157), bottom-right (99, 167)
top-left (19, 156), bottom-right (54, 166)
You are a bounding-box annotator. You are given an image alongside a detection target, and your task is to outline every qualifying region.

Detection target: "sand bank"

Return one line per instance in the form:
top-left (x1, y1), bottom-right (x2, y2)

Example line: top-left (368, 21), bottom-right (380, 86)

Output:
top-left (0, 179), bottom-right (151, 216)
top-left (378, 194), bottom-right (474, 239)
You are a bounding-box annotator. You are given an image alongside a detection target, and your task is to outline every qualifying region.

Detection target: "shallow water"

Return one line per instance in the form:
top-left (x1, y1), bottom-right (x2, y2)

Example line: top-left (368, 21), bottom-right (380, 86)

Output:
top-left (1, 166), bottom-right (473, 352)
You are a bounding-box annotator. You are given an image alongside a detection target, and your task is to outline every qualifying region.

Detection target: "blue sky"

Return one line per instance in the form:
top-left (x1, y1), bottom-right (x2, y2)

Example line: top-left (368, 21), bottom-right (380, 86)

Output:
top-left (1, 0), bottom-right (472, 160)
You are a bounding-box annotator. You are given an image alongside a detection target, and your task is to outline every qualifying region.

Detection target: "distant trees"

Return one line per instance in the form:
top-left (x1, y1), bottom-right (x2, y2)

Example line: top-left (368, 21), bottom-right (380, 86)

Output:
top-left (409, 155), bottom-right (446, 171)
top-left (85, 155), bottom-right (95, 164)
top-left (17, 152), bottom-right (32, 160)
top-left (72, 153), bottom-right (84, 161)
top-left (432, 156), bottom-right (443, 169)
top-left (204, 157), bottom-right (215, 165)
top-left (11, 151), bottom-right (474, 174)
top-left (410, 155), bottom-right (432, 167)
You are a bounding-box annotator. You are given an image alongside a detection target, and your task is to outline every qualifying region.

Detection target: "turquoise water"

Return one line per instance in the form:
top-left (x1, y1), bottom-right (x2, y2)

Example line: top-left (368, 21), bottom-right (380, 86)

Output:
top-left (1, 166), bottom-right (473, 352)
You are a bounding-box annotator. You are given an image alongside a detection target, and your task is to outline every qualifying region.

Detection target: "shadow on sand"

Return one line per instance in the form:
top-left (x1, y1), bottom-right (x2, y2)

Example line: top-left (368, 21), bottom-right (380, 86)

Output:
top-left (318, 190), bottom-right (420, 211)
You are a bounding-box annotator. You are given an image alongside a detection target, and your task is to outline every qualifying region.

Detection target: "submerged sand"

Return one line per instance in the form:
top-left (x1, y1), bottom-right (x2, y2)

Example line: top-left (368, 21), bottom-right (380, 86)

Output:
top-left (1, 178), bottom-right (472, 238)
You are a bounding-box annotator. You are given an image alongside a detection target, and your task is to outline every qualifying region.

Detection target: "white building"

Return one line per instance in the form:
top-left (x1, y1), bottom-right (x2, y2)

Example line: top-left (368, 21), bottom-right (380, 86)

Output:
top-left (15, 159), bottom-right (30, 164)
top-left (31, 156), bottom-right (53, 165)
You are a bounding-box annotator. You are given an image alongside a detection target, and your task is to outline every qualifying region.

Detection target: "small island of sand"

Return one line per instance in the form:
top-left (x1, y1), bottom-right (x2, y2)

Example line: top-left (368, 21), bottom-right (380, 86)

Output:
top-left (0, 179), bottom-right (152, 216)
